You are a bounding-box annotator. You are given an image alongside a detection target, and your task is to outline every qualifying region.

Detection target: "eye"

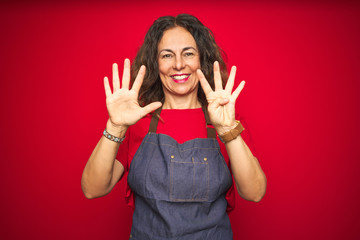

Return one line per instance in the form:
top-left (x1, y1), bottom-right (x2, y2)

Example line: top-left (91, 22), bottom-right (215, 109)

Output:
top-left (184, 52), bottom-right (194, 57)
top-left (161, 53), bottom-right (173, 59)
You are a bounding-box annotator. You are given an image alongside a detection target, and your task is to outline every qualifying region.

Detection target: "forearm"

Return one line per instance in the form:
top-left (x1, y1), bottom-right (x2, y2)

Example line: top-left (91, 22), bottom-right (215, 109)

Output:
top-left (225, 135), bottom-right (266, 202)
top-left (81, 120), bottom-right (127, 199)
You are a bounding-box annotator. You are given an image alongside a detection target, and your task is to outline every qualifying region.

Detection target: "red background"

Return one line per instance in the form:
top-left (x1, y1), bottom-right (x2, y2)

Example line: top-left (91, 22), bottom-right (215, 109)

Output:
top-left (1, 1), bottom-right (359, 239)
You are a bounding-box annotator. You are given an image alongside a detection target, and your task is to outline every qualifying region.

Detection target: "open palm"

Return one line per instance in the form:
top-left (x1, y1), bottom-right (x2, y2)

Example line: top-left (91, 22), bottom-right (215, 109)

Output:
top-left (196, 61), bottom-right (245, 135)
top-left (104, 59), bottom-right (162, 128)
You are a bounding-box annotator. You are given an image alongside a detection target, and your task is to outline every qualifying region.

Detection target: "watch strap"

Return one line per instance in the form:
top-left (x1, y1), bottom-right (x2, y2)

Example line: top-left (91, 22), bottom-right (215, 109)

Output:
top-left (218, 120), bottom-right (244, 143)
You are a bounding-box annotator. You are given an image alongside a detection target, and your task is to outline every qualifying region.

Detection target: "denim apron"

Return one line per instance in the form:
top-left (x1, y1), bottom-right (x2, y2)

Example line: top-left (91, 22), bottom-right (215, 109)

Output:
top-left (127, 106), bottom-right (233, 239)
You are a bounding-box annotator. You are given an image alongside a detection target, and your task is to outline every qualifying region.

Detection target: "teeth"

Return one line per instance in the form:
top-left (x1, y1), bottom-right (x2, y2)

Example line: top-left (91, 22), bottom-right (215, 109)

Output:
top-left (172, 75), bottom-right (189, 80)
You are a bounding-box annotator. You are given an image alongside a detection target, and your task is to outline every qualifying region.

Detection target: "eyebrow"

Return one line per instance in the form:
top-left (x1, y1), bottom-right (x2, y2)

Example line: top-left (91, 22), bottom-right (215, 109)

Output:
top-left (158, 47), bottom-right (198, 55)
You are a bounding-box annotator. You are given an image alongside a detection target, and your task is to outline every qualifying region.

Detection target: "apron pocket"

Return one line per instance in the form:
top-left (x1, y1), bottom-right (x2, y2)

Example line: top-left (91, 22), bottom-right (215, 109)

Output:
top-left (170, 156), bottom-right (209, 202)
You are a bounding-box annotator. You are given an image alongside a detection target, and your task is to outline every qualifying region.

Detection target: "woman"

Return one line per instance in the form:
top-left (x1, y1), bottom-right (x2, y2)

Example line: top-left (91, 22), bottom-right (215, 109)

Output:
top-left (82, 14), bottom-right (266, 239)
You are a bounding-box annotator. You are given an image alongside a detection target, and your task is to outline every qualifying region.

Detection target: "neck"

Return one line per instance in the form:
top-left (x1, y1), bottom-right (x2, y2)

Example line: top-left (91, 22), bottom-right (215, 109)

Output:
top-left (162, 94), bottom-right (202, 109)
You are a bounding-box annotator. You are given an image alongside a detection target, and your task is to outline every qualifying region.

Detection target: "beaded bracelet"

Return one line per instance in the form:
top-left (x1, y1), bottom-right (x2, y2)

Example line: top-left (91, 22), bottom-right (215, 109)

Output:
top-left (103, 129), bottom-right (126, 144)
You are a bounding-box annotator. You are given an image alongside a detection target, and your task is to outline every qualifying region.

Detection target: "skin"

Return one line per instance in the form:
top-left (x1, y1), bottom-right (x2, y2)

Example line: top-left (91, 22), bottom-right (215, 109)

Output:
top-left (81, 26), bottom-right (266, 202)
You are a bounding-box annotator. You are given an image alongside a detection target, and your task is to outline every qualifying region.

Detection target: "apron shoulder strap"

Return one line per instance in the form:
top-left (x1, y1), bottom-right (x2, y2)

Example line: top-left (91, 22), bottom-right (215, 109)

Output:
top-left (149, 107), bottom-right (162, 133)
top-left (202, 105), bottom-right (217, 139)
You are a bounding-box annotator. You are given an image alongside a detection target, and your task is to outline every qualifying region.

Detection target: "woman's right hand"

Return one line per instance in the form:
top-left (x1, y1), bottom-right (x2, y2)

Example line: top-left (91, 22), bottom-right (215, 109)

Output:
top-left (104, 59), bottom-right (162, 134)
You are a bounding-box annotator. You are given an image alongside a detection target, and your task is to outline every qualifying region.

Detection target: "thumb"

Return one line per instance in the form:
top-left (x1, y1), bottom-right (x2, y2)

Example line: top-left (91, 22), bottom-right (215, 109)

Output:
top-left (140, 101), bottom-right (162, 118)
top-left (210, 97), bottom-right (229, 109)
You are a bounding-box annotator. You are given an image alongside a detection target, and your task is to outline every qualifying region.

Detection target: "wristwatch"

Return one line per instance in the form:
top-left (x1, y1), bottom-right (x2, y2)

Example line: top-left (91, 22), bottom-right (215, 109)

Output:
top-left (218, 120), bottom-right (244, 144)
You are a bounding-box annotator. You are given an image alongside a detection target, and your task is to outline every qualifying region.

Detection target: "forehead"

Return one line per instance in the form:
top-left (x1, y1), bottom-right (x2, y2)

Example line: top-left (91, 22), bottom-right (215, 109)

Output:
top-left (158, 26), bottom-right (197, 51)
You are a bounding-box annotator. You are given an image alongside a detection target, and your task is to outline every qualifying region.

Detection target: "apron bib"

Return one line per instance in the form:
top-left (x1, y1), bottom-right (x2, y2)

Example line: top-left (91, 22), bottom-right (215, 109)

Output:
top-left (127, 106), bottom-right (233, 240)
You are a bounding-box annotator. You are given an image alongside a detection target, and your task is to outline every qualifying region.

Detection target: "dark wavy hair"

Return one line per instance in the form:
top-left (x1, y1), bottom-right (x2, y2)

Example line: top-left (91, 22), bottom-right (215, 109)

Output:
top-left (131, 14), bottom-right (228, 106)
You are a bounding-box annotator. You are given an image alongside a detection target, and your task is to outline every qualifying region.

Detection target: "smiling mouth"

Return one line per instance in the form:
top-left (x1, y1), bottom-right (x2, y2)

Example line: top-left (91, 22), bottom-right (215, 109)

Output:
top-left (171, 74), bottom-right (191, 83)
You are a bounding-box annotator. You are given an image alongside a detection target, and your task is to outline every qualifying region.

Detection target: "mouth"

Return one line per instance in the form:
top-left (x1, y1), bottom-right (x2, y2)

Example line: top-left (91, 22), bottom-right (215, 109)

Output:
top-left (170, 74), bottom-right (191, 83)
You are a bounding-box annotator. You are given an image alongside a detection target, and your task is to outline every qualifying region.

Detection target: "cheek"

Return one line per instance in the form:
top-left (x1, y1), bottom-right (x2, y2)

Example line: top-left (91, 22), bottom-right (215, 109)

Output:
top-left (191, 58), bottom-right (201, 70)
top-left (158, 61), bottom-right (170, 76)
top-left (158, 64), bottom-right (168, 85)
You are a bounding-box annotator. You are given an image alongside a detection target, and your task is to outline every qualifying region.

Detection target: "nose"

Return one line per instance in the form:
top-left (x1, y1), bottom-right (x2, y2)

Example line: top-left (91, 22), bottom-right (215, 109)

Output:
top-left (174, 55), bottom-right (185, 70)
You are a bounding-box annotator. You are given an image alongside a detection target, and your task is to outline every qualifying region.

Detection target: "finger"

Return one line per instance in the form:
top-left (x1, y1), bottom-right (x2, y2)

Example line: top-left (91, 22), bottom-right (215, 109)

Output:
top-left (196, 69), bottom-right (213, 96)
top-left (140, 101), bottom-right (162, 118)
top-left (225, 66), bottom-right (236, 93)
top-left (231, 80), bottom-right (246, 101)
top-left (122, 58), bottom-right (131, 89)
top-left (213, 61), bottom-right (223, 91)
top-left (104, 76), bottom-right (112, 97)
top-left (131, 65), bottom-right (146, 93)
top-left (112, 63), bottom-right (120, 90)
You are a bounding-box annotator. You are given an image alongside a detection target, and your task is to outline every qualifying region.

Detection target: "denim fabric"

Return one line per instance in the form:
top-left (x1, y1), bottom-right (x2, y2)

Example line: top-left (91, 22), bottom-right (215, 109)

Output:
top-left (128, 133), bottom-right (233, 239)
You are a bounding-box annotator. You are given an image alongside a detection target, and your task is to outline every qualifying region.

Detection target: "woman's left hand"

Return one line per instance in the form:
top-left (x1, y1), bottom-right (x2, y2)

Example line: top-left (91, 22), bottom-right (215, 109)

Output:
top-left (196, 61), bottom-right (245, 136)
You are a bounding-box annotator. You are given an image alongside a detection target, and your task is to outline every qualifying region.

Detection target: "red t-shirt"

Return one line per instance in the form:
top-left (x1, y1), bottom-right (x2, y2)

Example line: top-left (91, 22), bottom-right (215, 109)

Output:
top-left (116, 108), bottom-right (255, 213)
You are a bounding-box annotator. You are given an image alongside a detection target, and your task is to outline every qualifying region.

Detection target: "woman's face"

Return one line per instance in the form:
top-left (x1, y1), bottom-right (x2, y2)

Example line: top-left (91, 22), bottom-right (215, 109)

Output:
top-left (157, 26), bottom-right (201, 99)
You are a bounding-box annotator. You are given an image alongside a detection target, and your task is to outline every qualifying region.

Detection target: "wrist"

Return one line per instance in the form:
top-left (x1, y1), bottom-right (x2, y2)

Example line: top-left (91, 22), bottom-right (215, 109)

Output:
top-left (217, 120), bottom-right (244, 144)
top-left (106, 119), bottom-right (128, 137)
top-left (215, 121), bottom-right (238, 136)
